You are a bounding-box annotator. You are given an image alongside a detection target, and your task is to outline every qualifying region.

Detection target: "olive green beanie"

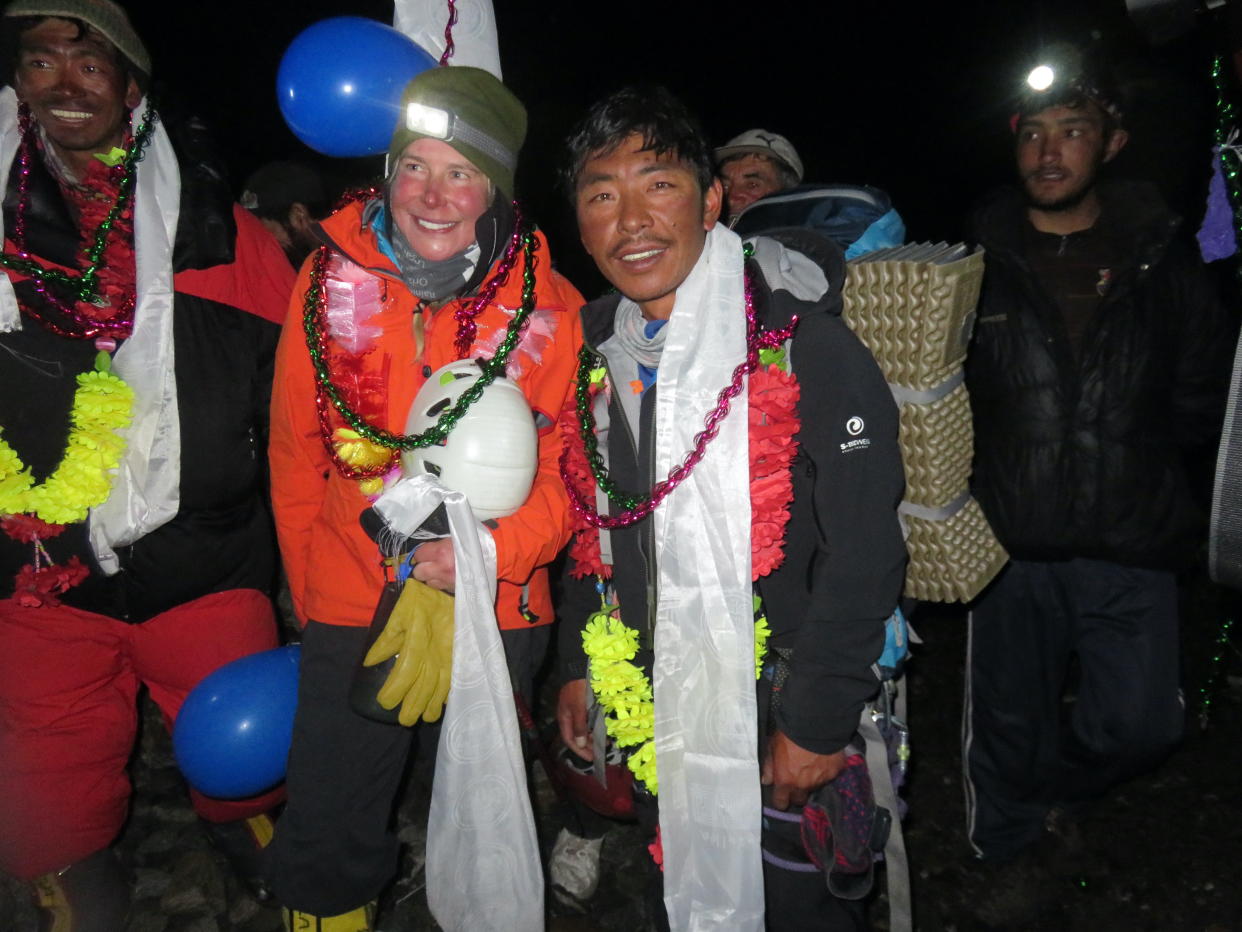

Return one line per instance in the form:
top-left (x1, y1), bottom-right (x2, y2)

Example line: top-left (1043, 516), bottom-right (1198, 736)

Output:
top-left (3, 0), bottom-right (150, 79)
top-left (387, 66), bottom-right (526, 199)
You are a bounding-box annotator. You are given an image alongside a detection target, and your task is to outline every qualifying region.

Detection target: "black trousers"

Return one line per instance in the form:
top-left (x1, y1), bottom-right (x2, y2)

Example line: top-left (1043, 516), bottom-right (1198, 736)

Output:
top-left (266, 619), bottom-right (548, 915)
top-left (963, 558), bottom-right (1184, 860)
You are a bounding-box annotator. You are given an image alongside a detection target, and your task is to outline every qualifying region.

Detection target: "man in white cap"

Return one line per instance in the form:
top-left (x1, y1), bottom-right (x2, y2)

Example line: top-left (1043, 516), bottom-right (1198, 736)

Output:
top-left (718, 128), bottom-right (906, 260)
top-left (715, 127), bottom-right (804, 223)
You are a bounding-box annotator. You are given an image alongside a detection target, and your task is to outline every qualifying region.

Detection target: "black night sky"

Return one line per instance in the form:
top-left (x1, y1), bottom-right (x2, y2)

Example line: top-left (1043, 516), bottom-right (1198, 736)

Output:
top-left (121, 0), bottom-right (1227, 293)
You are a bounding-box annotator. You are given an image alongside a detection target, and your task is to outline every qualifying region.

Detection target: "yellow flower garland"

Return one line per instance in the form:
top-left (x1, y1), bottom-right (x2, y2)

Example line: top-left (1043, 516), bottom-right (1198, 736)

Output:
top-left (583, 595), bottom-right (771, 796)
top-left (331, 427), bottom-right (395, 497)
top-left (0, 357), bottom-right (133, 525)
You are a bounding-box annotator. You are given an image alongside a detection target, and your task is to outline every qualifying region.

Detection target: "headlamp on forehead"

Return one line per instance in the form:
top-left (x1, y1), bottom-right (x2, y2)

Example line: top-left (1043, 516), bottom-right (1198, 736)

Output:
top-left (1026, 65), bottom-right (1056, 92)
top-left (407, 102), bottom-right (451, 139)
top-left (403, 102), bottom-right (517, 174)
top-left (1015, 44), bottom-right (1123, 124)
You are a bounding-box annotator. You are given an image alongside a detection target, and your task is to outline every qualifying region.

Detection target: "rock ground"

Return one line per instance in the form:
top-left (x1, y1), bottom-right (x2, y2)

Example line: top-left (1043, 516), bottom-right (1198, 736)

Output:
top-left (3, 573), bottom-right (1240, 930)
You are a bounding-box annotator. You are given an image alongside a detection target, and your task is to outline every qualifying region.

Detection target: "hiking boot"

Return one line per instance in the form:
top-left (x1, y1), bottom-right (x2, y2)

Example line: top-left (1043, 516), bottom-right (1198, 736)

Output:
top-left (548, 828), bottom-right (604, 911)
top-left (282, 901), bottom-right (376, 931)
top-left (204, 812), bottom-right (277, 903)
top-left (32, 848), bottom-right (131, 932)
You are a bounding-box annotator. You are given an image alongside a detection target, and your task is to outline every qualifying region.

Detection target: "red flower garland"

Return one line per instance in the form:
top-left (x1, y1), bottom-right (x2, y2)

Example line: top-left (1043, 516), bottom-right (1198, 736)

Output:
top-left (60, 154), bottom-right (137, 325)
top-left (4, 135), bottom-right (137, 336)
top-left (562, 363), bottom-right (800, 581)
top-left (14, 555), bottom-right (88, 607)
top-left (747, 364), bottom-right (801, 577)
top-left (1, 514), bottom-right (65, 543)
top-left (562, 374), bottom-right (612, 580)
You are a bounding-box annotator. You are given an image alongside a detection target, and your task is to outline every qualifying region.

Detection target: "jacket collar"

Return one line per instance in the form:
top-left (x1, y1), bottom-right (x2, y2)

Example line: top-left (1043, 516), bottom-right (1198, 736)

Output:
top-left (970, 179), bottom-right (1180, 265)
top-left (579, 228), bottom-right (843, 349)
top-left (312, 197), bottom-right (549, 312)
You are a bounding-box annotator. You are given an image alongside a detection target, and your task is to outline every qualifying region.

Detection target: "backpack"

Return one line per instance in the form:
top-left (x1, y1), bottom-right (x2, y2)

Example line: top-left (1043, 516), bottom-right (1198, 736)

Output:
top-left (731, 183), bottom-right (906, 259)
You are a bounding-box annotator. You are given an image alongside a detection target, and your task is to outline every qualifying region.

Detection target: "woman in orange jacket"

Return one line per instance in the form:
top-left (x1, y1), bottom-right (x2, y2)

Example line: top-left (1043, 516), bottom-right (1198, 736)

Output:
top-left (265, 66), bottom-right (583, 928)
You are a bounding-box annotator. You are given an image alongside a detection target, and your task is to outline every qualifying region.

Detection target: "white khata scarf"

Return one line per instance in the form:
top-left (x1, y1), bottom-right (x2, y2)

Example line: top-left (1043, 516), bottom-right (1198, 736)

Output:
top-left (652, 223), bottom-right (764, 929)
top-left (374, 474), bottom-right (543, 932)
top-left (0, 89), bottom-right (182, 574)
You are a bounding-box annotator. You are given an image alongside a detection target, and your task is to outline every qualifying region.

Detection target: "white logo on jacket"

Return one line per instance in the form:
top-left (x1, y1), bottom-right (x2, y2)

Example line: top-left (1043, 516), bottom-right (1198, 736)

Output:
top-left (841, 415), bottom-right (871, 453)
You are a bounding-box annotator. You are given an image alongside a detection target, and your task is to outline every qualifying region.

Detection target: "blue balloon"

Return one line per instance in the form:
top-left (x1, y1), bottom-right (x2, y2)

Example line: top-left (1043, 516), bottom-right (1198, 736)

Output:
top-left (277, 17), bottom-right (438, 158)
top-left (173, 645), bottom-right (301, 799)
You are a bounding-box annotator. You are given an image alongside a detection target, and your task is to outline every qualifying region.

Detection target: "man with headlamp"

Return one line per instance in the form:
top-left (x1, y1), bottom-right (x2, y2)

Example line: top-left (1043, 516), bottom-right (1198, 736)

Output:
top-left (266, 65), bottom-right (584, 930)
top-left (962, 42), bottom-right (1232, 881)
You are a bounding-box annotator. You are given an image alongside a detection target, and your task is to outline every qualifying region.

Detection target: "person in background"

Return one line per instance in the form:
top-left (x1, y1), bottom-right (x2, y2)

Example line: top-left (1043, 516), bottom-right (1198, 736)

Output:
top-left (716, 127), bottom-right (802, 223)
top-left (241, 159), bottom-right (328, 268)
top-left (717, 128), bottom-right (905, 259)
top-left (962, 42), bottom-right (1233, 897)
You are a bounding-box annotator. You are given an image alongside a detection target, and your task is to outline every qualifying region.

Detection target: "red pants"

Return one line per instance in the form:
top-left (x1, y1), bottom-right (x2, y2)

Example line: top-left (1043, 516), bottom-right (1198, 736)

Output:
top-left (0, 588), bottom-right (283, 879)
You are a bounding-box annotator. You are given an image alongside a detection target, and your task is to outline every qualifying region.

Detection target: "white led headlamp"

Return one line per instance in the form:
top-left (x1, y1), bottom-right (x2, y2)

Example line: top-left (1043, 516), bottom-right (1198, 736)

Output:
top-left (404, 101), bottom-right (517, 175)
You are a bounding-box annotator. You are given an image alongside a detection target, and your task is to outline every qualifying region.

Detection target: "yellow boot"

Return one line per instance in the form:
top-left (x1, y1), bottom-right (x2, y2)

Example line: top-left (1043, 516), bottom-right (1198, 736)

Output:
top-left (32, 849), bottom-right (130, 932)
top-left (281, 902), bottom-right (376, 932)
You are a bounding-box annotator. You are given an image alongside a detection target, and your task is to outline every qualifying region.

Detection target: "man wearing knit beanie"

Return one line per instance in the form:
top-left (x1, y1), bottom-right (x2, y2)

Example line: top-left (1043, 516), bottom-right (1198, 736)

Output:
top-left (0, 2), bottom-right (295, 928)
top-left (267, 64), bottom-right (584, 930)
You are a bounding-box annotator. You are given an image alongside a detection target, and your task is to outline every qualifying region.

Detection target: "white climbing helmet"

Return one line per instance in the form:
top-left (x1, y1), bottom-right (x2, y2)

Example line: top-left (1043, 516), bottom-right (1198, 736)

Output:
top-left (401, 360), bottom-right (538, 521)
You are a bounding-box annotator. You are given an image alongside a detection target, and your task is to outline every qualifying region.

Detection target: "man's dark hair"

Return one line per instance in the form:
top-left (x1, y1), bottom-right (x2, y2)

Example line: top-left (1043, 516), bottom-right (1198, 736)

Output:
top-left (562, 85), bottom-right (714, 199)
top-left (0, 15), bottom-right (146, 90)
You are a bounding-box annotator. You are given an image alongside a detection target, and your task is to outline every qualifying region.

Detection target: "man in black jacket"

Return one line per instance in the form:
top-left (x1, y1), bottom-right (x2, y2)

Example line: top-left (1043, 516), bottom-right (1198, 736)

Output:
top-left (553, 86), bottom-right (905, 931)
top-left (963, 48), bottom-right (1232, 866)
top-left (0, 3), bottom-right (294, 926)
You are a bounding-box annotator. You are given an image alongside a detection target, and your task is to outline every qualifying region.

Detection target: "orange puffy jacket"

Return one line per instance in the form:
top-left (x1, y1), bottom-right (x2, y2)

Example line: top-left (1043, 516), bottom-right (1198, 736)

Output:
top-left (269, 199), bottom-right (584, 631)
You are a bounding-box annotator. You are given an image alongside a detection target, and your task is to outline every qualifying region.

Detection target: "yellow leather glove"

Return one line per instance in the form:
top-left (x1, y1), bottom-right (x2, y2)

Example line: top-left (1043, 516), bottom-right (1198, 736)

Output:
top-left (362, 578), bottom-right (455, 725)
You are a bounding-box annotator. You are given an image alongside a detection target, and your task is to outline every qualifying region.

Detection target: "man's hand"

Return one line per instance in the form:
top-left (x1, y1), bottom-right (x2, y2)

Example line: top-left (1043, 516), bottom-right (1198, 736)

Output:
top-left (411, 538), bottom-right (456, 593)
top-left (557, 678), bottom-right (593, 762)
top-left (761, 730), bottom-right (847, 810)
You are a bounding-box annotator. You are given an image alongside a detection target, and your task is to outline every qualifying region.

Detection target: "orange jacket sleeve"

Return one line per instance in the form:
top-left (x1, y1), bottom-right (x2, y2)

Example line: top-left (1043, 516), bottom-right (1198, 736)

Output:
top-left (268, 256), bottom-right (330, 622)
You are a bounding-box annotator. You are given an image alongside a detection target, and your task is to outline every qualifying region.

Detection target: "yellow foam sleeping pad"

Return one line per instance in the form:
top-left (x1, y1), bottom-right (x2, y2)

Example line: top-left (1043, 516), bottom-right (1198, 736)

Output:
top-left (362, 577), bottom-right (455, 726)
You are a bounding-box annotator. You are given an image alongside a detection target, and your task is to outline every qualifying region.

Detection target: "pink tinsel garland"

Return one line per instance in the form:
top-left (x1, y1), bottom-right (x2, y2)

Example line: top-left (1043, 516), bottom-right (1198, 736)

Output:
top-left (563, 363), bottom-right (800, 581)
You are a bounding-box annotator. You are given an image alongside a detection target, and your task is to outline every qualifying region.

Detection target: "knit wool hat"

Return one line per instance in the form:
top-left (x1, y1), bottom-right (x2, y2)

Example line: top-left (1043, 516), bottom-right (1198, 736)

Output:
top-left (3, 0), bottom-right (150, 78)
top-left (387, 66), bottom-right (526, 199)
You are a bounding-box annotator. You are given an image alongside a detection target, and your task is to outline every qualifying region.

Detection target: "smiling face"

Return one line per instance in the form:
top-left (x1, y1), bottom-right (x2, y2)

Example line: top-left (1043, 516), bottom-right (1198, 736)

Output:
top-left (1015, 101), bottom-right (1127, 221)
top-left (388, 137), bottom-right (492, 261)
top-left (575, 133), bottom-right (722, 321)
top-left (13, 18), bottom-right (140, 177)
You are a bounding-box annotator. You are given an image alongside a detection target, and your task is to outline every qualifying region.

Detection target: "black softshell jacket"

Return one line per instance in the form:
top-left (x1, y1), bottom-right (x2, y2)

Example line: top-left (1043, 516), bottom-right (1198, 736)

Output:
top-left (558, 230), bottom-right (907, 755)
